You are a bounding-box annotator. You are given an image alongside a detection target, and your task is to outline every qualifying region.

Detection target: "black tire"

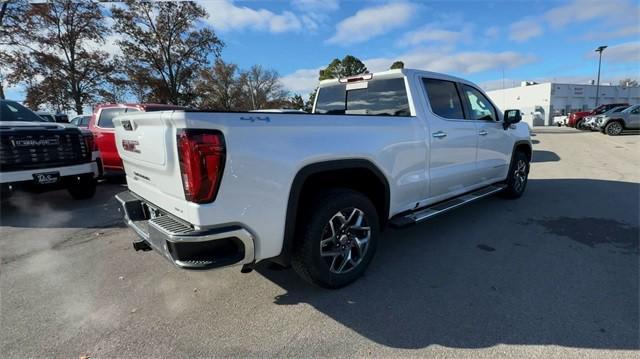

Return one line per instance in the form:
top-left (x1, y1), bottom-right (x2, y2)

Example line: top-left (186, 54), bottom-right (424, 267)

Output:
top-left (292, 188), bottom-right (380, 289)
top-left (604, 121), bottom-right (623, 136)
top-left (66, 174), bottom-right (97, 200)
top-left (576, 119), bottom-right (588, 131)
top-left (501, 151), bottom-right (530, 199)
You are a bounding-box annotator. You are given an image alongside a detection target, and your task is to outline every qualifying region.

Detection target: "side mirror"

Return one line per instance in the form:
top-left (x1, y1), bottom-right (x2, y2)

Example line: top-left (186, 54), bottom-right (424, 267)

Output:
top-left (503, 109), bottom-right (522, 129)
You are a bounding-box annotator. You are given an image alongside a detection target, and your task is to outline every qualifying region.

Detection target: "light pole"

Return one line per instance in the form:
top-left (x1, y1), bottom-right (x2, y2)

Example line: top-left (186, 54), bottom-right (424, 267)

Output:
top-left (594, 45), bottom-right (607, 107)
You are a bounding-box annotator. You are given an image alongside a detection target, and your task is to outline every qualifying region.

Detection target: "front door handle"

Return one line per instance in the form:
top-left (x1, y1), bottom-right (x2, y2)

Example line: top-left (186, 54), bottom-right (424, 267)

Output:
top-left (432, 131), bottom-right (447, 138)
top-left (478, 130), bottom-right (488, 136)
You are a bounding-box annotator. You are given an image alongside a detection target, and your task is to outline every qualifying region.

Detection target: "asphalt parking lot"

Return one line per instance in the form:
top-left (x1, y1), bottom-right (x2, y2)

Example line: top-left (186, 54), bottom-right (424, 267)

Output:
top-left (1, 128), bottom-right (638, 358)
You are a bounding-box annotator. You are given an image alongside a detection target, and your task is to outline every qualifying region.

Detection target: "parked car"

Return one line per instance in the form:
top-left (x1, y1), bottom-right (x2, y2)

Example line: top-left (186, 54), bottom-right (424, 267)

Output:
top-left (250, 109), bottom-right (307, 113)
top-left (113, 68), bottom-right (532, 288)
top-left (589, 106), bottom-right (628, 130)
top-left (599, 104), bottom-right (640, 136)
top-left (0, 100), bottom-right (101, 200)
top-left (35, 111), bottom-right (56, 122)
top-left (88, 103), bottom-right (187, 174)
top-left (54, 113), bottom-right (69, 123)
top-left (568, 103), bottom-right (629, 130)
top-left (70, 115), bottom-right (91, 128)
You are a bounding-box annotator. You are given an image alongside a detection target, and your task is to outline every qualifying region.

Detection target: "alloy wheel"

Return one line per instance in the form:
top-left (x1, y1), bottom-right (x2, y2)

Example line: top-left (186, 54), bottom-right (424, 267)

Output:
top-left (319, 207), bottom-right (371, 274)
top-left (607, 122), bottom-right (623, 136)
top-left (513, 159), bottom-right (528, 193)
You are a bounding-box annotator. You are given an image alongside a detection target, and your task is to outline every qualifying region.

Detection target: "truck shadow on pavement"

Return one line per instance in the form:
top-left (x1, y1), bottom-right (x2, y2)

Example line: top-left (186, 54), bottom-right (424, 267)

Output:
top-left (0, 182), bottom-right (126, 229)
top-left (259, 178), bottom-right (639, 350)
top-left (532, 150), bottom-right (560, 162)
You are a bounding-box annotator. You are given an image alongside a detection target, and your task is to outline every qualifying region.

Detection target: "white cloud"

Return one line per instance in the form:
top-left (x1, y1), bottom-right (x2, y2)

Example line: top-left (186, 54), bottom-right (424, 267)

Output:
top-left (509, 18), bottom-right (543, 42)
top-left (327, 2), bottom-right (416, 45)
top-left (201, 0), bottom-right (302, 33)
top-left (281, 48), bottom-right (536, 95)
top-left (291, 0), bottom-right (340, 32)
top-left (292, 0), bottom-right (339, 12)
top-left (594, 42), bottom-right (640, 63)
top-left (544, 0), bottom-right (638, 28)
top-left (280, 68), bottom-right (322, 95)
top-left (582, 25), bottom-right (640, 40)
top-left (399, 24), bottom-right (472, 46)
top-left (484, 26), bottom-right (500, 38)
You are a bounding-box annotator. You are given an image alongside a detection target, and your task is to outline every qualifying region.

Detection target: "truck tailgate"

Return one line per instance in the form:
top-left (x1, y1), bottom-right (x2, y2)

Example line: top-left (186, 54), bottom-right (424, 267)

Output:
top-left (113, 111), bottom-right (187, 210)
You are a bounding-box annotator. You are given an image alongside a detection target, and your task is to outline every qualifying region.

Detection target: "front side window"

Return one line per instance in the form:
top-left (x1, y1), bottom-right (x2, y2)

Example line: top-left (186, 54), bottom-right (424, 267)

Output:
top-left (98, 107), bottom-right (139, 128)
top-left (461, 84), bottom-right (497, 121)
top-left (0, 101), bottom-right (44, 122)
top-left (314, 78), bottom-right (411, 116)
top-left (422, 78), bottom-right (465, 120)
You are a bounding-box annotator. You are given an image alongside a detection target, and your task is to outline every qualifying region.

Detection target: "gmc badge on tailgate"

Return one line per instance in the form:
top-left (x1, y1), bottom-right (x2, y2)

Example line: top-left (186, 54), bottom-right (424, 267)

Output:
top-left (122, 139), bottom-right (140, 153)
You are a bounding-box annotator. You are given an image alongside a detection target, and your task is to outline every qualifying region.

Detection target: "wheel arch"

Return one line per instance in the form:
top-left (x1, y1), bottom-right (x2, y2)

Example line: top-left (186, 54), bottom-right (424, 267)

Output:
top-left (272, 159), bottom-right (390, 266)
top-left (512, 140), bottom-right (532, 163)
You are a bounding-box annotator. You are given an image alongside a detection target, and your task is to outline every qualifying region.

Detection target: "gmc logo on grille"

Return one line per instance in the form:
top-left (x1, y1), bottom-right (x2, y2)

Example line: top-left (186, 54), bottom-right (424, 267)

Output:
top-left (10, 137), bottom-right (60, 147)
top-left (122, 139), bottom-right (140, 153)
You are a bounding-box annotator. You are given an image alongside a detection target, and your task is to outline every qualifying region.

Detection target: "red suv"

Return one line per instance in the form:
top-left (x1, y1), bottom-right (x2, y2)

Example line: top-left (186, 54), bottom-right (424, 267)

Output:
top-left (568, 103), bottom-right (629, 129)
top-left (89, 103), bottom-right (187, 174)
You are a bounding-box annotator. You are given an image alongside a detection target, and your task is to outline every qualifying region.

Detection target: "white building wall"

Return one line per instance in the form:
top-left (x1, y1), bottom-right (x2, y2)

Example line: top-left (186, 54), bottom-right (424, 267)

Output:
top-left (487, 83), bottom-right (551, 127)
top-left (487, 82), bottom-right (640, 126)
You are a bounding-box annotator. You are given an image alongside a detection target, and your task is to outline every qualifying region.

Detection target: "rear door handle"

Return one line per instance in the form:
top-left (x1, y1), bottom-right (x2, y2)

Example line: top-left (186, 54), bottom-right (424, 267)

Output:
top-left (432, 131), bottom-right (447, 138)
top-left (478, 130), bottom-right (488, 136)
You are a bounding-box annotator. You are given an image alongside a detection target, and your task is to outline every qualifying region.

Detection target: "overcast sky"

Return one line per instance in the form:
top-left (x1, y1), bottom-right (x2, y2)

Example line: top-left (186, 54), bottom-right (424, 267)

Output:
top-left (5, 0), bottom-right (640, 101)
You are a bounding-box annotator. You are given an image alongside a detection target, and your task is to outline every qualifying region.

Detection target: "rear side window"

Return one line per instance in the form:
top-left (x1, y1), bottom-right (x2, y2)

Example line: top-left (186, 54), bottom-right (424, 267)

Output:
top-left (422, 78), bottom-right (465, 120)
top-left (315, 78), bottom-right (411, 116)
top-left (98, 107), bottom-right (140, 128)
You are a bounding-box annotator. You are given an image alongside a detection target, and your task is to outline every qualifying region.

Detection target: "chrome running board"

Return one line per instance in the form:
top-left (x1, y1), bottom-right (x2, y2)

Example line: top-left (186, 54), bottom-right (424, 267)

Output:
top-left (390, 184), bottom-right (506, 227)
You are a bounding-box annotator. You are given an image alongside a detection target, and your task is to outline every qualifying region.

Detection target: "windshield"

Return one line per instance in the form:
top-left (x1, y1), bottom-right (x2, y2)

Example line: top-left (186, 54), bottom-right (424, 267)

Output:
top-left (605, 106), bottom-right (627, 114)
top-left (0, 101), bottom-right (45, 122)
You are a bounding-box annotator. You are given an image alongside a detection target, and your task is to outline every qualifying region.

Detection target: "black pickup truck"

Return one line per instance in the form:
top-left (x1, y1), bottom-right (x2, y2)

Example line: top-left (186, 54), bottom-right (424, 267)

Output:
top-left (0, 100), bottom-right (101, 200)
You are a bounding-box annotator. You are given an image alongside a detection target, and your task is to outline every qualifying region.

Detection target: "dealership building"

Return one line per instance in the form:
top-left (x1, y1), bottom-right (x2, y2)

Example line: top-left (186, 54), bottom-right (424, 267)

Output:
top-left (487, 82), bottom-right (640, 127)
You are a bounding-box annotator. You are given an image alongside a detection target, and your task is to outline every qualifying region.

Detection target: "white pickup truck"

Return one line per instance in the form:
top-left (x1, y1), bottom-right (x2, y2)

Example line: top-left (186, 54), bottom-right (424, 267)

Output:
top-left (114, 69), bottom-right (531, 288)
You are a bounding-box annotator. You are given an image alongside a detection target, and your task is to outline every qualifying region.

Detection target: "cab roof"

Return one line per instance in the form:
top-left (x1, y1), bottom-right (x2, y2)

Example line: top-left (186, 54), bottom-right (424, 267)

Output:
top-left (317, 68), bottom-right (476, 88)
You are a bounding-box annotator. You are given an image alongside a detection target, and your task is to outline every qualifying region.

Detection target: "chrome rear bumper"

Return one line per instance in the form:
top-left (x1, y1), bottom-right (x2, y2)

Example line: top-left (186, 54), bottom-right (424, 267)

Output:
top-left (115, 191), bottom-right (255, 270)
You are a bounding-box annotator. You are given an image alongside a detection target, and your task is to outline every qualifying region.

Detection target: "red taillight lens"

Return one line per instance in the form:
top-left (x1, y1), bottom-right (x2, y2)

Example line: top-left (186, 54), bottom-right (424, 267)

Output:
top-left (177, 129), bottom-right (225, 204)
top-left (83, 132), bottom-right (97, 151)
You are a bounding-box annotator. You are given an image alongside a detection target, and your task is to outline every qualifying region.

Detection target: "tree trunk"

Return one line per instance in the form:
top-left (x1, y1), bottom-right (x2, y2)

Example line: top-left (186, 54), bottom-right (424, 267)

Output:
top-left (0, 82), bottom-right (5, 100)
top-left (74, 94), bottom-right (83, 115)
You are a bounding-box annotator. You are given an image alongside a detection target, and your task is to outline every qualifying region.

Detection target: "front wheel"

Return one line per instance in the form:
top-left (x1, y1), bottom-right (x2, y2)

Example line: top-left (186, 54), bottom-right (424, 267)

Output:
top-left (66, 174), bottom-right (97, 200)
top-left (501, 151), bottom-right (530, 199)
top-left (292, 189), bottom-right (380, 289)
top-left (604, 121), bottom-right (623, 136)
top-left (576, 120), bottom-right (588, 131)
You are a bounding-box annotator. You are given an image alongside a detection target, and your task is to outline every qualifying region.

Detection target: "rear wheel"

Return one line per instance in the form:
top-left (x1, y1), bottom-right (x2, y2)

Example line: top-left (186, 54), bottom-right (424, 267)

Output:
top-left (501, 151), bottom-right (530, 199)
top-left (292, 189), bottom-right (379, 289)
top-left (66, 174), bottom-right (96, 200)
top-left (604, 121), bottom-right (623, 136)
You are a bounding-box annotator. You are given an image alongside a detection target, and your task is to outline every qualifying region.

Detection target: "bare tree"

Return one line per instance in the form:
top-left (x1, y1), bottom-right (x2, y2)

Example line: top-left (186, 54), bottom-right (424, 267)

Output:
top-left (195, 59), bottom-right (244, 110)
top-left (3, 1), bottom-right (116, 113)
top-left (112, 1), bottom-right (223, 105)
top-left (240, 65), bottom-right (288, 110)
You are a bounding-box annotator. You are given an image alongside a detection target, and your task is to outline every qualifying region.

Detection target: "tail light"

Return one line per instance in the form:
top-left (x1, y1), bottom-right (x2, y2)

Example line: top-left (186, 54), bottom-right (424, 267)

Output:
top-left (82, 132), bottom-right (97, 151)
top-left (177, 129), bottom-right (225, 204)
